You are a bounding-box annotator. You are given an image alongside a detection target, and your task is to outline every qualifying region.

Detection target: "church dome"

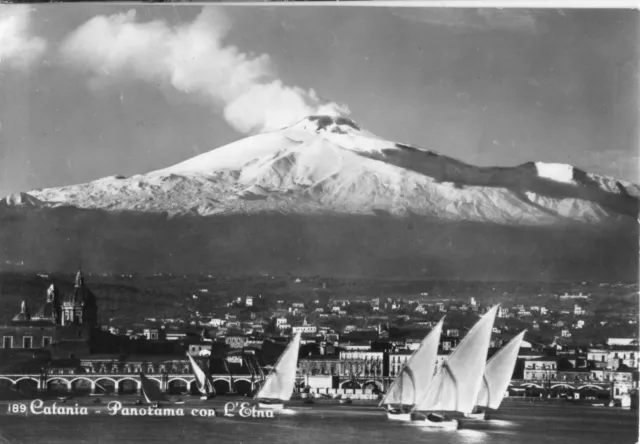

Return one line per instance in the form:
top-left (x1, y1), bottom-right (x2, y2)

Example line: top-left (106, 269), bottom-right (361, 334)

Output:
top-left (63, 269), bottom-right (95, 305)
top-left (12, 300), bottom-right (31, 322)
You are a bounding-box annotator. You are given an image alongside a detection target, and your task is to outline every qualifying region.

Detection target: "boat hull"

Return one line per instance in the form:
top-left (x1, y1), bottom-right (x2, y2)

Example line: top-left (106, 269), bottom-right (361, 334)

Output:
top-left (413, 417), bottom-right (458, 429)
top-left (258, 402), bottom-right (285, 410)
top-left (411, 413), bottom-right (458, 429)
top-left (463, 412), bottom-right (487, 420)
top-left (386, 411), bottom-right (412, 422)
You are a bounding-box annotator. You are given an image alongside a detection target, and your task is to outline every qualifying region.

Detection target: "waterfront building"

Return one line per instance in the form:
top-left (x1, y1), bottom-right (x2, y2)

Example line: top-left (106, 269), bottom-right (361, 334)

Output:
top-left (523, 357), bottom-right (564, 380)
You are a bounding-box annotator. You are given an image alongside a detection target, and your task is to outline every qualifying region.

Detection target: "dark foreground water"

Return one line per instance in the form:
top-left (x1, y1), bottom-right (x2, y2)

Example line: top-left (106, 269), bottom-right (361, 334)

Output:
top-left (0, 397), bottom-right (637, 444)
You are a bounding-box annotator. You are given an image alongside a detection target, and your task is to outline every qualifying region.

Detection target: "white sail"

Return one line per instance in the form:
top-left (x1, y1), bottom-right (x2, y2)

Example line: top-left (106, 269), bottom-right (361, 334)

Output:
top-left (140, 373), bottom-right (165, 403)
top-left (477, 330), bottom-right (526, 410)
top-left (255, 332), bottom-right (302, 401)
top-left (416, 305), bottom-right (499, 415)
top-left (186, 353), bottom-right (215, 396)
top-left (380, 317), bottom-right (445, 407)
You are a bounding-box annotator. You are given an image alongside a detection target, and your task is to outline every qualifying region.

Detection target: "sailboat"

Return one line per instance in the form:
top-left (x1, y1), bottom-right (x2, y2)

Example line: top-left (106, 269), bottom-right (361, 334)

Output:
top-left (379, 317), bottom-right (445, 422)
top-left (186, 353), bottom-right (216, 400)
top-left (139, 373), bottom-right (185, 407)
top-left (139, 373), bottom-right (167, 407)
top-left (254, 332), bottom-right (302, 410)
top-left (414, 305), bottom-right (500, 428)
top-left (466, 330), bottom-right (527, 420)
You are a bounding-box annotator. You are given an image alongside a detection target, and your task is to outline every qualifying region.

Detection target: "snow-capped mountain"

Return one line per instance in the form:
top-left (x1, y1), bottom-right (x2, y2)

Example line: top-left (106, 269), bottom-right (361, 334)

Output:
top-left (17, 115), bottom-right (639, 225)
top-left (1, 116), bottom-right (637, 280)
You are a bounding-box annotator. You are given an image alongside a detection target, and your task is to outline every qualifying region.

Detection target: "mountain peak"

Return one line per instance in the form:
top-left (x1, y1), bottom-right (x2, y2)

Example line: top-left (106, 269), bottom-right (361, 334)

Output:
top-left (288, 115), bottom-right (362, 134)
top-left (5, 116), bottom-right (639, 224)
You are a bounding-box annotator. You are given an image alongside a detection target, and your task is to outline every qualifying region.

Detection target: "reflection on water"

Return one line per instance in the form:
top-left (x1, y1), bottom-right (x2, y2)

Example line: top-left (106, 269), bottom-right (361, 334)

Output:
top-left (455, 429), bottom-right (490, 444)
top-left (483, 419), bottom-right (515, 428)
top-left (0, 399), bottom-right (636, 444)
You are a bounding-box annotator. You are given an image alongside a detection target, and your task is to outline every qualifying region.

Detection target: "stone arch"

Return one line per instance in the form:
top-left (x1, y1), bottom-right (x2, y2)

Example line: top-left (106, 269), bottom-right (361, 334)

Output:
top-left (13, 377), bottom-right (38, 384)
top-left (233, 379), bottom-right (253, 396)
top-left (577, 384), bottom-right (605, 390)
top-left (212, 378), bottom-right (230, 395)
top-left (94, 378), bottom-right (117, 394)
top-left (167, 378), bottom-right (191, 395)
top-left (167, 377), bottom-right (192, 386)
top-left (146, 377), bottom-right (163, 388)
top-left (69, 377), bottom-right (94, 386)
top-left (69, 377), bottom-right (93, 393)
top-left (117, 378), bottom-right (140, 394)
top-left (47, 378), bottom-right (72, 391)
top-left (522, 383), bottom-right (544, 389)
top-left (6, 377), bottom-right (37, 391)
top-left (362, 380), bottom-right (382, 391)
top-left (0, 376), bottom-right (16, 386)
top-left (94, 377), bottom-right (117, 386)
top-left (340, 380), bottom-right (361, 389)
top-left (550, 384), bottom-right (574, 390)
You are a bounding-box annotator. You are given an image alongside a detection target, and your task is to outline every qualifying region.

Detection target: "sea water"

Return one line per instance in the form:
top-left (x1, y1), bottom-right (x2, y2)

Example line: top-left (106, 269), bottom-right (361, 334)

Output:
top-left (0, 398), bottom-right (637, 444)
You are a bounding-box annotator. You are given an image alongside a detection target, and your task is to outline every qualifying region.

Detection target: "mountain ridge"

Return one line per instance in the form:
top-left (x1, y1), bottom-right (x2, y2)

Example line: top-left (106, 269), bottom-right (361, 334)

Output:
top-left (1, 115), bottom-right (637, 281)
top-left (8, 115), bottom-right (638, 225)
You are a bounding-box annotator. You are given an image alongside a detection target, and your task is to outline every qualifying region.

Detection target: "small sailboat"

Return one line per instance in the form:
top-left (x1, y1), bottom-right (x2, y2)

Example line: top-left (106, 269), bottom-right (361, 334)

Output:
top-left (466, 330), bottom-right (527, 420)
top-left (187, 353), bottom-right (216, 400)
top-left (414, 305), bottom-right (500, 428)
top-left (254, 332), bottom-right (302, 410)
top-left (139, 373), bottom-right (166, 408)
top-left (379, 317), bottom-right (445, 422)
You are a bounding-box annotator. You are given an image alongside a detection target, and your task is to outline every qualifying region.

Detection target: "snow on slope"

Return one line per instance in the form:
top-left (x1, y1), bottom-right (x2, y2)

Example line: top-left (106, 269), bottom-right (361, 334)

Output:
top-left (0, 192), bottom-right (46, 208)
top-left (534, 162), bottom-right (575, 185)
top-left (19, 116), bottom-right (640, 225)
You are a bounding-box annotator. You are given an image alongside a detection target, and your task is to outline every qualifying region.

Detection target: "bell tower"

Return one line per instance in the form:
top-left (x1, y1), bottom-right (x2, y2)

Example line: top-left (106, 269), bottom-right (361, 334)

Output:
top-left (62, 268), bottom-right (86, 326)
top-left (46, 283), bottom-right (61, 325)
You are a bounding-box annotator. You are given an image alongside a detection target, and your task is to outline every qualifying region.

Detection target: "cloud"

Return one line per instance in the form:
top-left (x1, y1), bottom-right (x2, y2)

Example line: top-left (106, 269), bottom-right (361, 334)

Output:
top-left (0, 5), bottom-right (47, 70)
top-left (59, 7), bottom-right (350, 135)
top-left (392, 9), bottom-right (540, 34)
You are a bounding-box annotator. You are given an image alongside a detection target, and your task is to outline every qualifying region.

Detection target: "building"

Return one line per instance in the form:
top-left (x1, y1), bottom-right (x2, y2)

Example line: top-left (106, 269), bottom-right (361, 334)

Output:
top-left (60, 269), bottom-right (98, 327)
top-left (523, 357), bottom-right (563, 380)
top-left (209, 318), bottom-right (223, 327)
top-left (445, 329), bottom-right (460, 337)
top-left (0, 269), bottom-right (98, 353)
top-left (143, 328), bottom-right (161, 340)
top-left (225, 335), bottom-right (247, 349)
top-left (388, 351), bottom-right (412, 377)
top-left (498, 307), bottom-right (510, 318)
top-left (188, 343), bottom-right (212, 356)
top-left (340, 342), bottom-right (371, 352)
top-left (338, 350), bottom-right (384, 378)
top-left (292, 317), bottom-right (317, 335)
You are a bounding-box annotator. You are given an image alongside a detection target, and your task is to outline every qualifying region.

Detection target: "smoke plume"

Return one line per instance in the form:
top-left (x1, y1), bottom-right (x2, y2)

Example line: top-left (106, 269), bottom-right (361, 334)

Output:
top-left (0, 5), bottom-right (47, 70)
top-left (59, 7), bottom-right (350, 134)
